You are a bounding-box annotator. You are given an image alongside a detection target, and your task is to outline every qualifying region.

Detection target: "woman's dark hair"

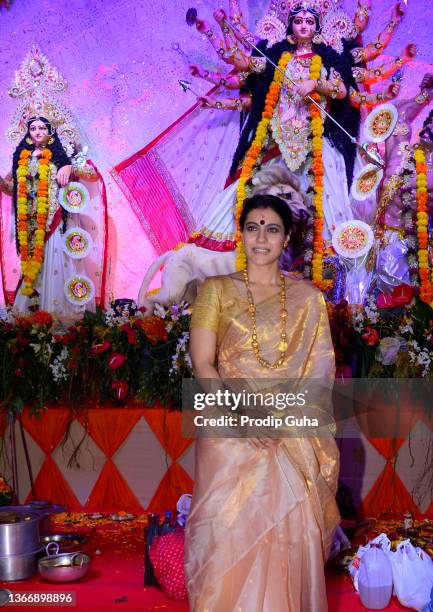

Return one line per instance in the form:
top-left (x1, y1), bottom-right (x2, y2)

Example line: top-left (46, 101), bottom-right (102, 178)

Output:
top-left (231, 14), bottom-right (360, 187)
top-left (12, 116), bottom-right (72, 250)
top-left (239, 194), bottom-right (293, 235)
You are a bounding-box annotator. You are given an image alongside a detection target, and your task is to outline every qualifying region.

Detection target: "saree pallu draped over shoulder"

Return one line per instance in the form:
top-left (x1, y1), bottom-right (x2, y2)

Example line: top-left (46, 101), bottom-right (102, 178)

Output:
top-left (185, 275), bottom-right (340, 612)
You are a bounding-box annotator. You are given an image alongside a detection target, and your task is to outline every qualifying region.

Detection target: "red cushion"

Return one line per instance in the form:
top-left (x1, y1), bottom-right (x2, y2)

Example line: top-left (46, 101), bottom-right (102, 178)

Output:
top-left (149, 530), bottom-right (187, 601)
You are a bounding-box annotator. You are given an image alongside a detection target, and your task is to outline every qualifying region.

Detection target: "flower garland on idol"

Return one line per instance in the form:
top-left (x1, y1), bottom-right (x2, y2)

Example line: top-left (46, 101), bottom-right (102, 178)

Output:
top-left (234, 52), bottom-right (325, 288)
top-left (16, 148), bottom-right (52, 296)
top-left (414, 147), bottom-right (433, 305)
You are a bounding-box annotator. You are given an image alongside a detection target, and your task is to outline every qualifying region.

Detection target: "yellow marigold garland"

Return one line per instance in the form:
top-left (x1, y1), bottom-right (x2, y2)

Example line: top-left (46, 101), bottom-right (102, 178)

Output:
top-left (234, 52), bottom-right (292, 270)
top-left (414, 147), bottom-right (432, 305)
top-left (308, 54), bottom-right (325, 290)
top-left (16, 148), bottom-right (52, 296)
top-left (234, 52), bottom-right (326, 291)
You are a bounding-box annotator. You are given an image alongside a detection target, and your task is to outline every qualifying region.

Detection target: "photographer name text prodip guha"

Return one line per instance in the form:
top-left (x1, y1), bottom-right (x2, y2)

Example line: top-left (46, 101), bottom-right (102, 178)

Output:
top-left (193, 414), bottom-right (319, 428)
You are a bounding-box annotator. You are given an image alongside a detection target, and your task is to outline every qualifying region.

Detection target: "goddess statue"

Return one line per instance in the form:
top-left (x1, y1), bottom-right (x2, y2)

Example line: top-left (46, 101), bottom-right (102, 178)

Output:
top-left (0, 47), bottom-right (107, 319)
top-left (370, 75), bottom-right (433, 304)
top-left (137, 0), bottom-right (417, 307)
top-left (190, 0), bottom-right (361, 292)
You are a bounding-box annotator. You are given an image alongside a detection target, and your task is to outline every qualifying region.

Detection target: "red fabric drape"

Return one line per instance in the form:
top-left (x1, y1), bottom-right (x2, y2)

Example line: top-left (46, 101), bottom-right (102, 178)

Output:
top-left (367, 438), bottom-right (405, 461)
top-left (22, 409), bottom-right (70, 454)
top-left (361, 461), bottom-right (419, 517)
top-left (84, 459), bottom-right (142, 512)
top-left (425, 499), bottom-right (433, 516)
top-left (22, 409), bottom-right (74, 505)
top-left (147, 462), bottom-right (193, 513)
top-left (143, 408), bottom-right (193, 461)
top-left (26, 455), bottom-right (80, 507)
top-left (79, 408), bottom-right (142, 457)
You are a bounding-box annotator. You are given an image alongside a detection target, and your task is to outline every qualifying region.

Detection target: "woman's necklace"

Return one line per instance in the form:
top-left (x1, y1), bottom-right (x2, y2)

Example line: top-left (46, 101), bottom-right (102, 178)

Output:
top-left (242, 268), bottom-right (288, 369)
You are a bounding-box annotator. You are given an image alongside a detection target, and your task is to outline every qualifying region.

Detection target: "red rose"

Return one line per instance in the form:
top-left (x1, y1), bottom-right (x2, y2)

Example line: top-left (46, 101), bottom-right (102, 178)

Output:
top-left (14, 369), bottom-right (22, 377)
top-left (111, 380), bottom-right (129, 400)
top-left (31, 311), bottom-right (53, 327)
top-left (16, 318), bottom-right (31, 330)
top-left (362, 327), bottom-right (379, 346)
top-left (91, 340), bottom-right (111, 355)
top-left (107, 352), bottom-right (126, 369)
top-left (61, 333), bottom-right (76, 345)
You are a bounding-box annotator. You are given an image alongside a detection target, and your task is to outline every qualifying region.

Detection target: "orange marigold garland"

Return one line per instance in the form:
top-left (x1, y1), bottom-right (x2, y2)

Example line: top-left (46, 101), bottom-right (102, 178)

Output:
top-left (235, 52), bottom-right (292, 270)
top-left (414, 147), bottom-right (432, 305)
top-left (308, 55), bottom-right (325, 290)
top-left (234, 52), bottom-right (326, 290)
top-left (16, 148), bottom-right (52, 296)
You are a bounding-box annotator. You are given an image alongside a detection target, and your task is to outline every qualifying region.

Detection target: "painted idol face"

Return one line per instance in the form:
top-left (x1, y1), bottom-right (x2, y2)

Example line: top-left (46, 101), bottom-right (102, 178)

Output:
top-left (291, 10), bottom-right (317, 42)
top-left (28, 119), bottom-right (50, 146)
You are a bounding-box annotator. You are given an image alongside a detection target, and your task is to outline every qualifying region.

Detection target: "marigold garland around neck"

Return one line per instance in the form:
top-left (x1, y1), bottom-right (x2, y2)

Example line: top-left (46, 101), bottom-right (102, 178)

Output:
top-left (16, 148), bottom-right (52, 296)
top-left (414, 147), bottom-right (433, 305)
top-left (234, 52), bottom-right (326, 290)
top-left (242, 268), bottom-right (288, 369)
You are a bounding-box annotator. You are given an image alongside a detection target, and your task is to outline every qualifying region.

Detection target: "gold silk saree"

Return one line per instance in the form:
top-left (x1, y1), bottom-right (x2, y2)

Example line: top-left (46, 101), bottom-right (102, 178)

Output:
top-left (185, 275), bottom-right (340, 612)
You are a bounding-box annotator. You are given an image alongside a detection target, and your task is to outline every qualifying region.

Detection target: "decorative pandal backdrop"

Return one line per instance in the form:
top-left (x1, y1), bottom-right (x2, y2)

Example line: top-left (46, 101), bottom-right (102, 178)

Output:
top-left (1, 406), bottom-right (433, 517)
top-left (2, 407), bottom-right (194, 513)
top-left (0, 0), bottom-right (433, 515)
top-left (0, 0), bottom-right (432, 301)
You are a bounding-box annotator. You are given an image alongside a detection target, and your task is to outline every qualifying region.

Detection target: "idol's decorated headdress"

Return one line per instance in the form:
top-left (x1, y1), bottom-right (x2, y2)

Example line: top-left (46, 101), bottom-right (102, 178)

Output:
top-left (7, 46), bottom-right (81, 155)
top-left (321, 7), bottom-right (357, 53)
top-left (256, 0), bottom-right (356, 50)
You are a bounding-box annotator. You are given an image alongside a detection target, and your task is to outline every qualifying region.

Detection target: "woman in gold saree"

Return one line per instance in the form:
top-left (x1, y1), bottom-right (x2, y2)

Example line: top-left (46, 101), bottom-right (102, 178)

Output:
top-left (185, 194), bottom-right (340, 611)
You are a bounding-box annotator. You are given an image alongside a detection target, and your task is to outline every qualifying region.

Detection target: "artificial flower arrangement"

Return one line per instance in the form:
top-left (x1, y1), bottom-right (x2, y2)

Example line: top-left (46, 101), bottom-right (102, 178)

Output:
top-left (0, 302), bottom-right (192, 416)
top-left (328, 283), bottom-right (433, 379)
top-left (0, 476), bottom-right (13, 506)
top-left (1, 285), bottom-right (432, 418)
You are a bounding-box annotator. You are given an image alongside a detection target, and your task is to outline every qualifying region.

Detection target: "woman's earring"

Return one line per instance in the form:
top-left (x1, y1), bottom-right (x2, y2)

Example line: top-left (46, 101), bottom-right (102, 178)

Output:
top-left (283, 240), bottom-right (289, 249)
top-left (312, 32), bottom-right (324, 44)
top-left (25, 137), bottom-right (33, 145)
top-left (47, 137), bottom-right (54, 145)
top-left (286, 34), bottom-right (296, 45)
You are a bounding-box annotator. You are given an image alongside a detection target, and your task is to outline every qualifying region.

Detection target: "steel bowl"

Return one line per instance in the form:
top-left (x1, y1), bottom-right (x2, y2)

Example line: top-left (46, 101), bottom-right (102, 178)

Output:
top-left (38, 552), bottom-right (91, 583)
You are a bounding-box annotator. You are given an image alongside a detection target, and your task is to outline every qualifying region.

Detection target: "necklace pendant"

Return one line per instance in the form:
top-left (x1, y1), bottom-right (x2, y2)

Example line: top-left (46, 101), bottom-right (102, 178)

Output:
top-left (278, 340), bottom-right (288, 352)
